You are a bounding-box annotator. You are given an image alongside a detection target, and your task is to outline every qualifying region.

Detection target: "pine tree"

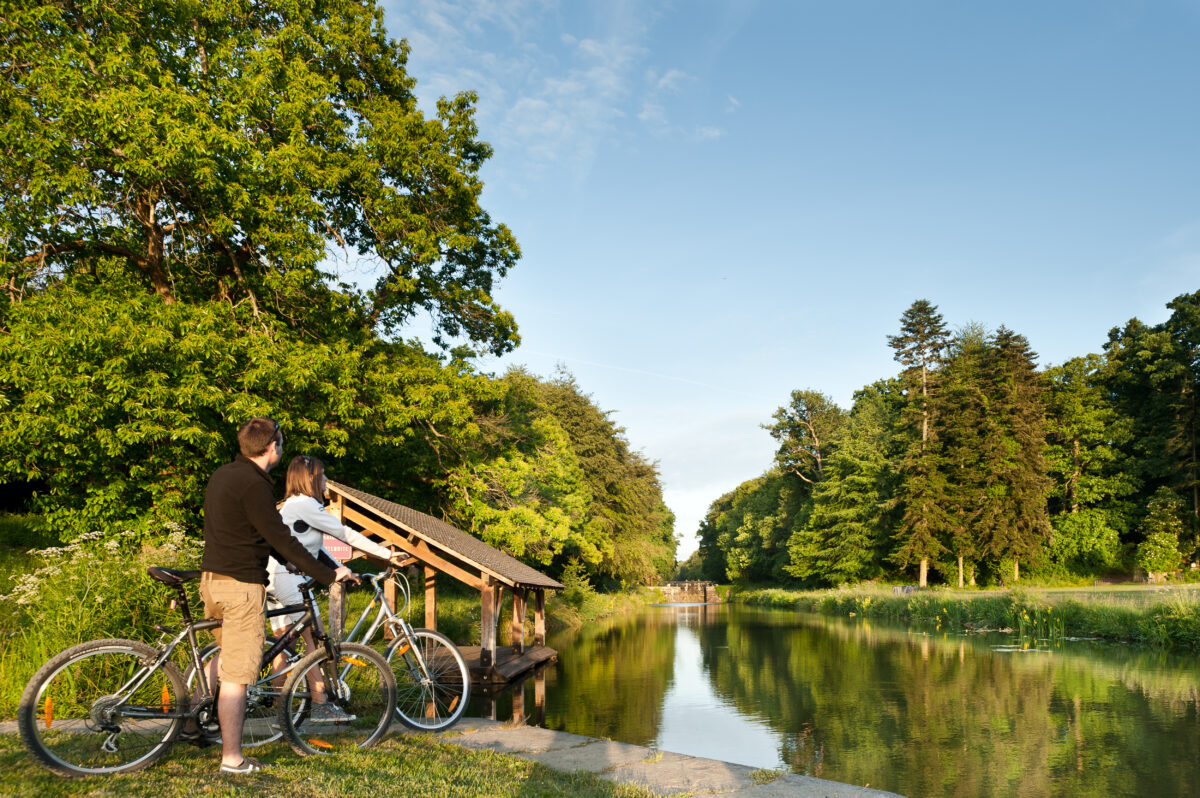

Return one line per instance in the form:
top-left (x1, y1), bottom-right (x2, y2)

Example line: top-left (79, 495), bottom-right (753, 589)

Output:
top-left (788, 383), bottom-right (898, 585)
top-left (977, 327), bottom-right (1052, 582)
top-left (937, 324), bottom-right (991, 587)
top-left (888, 300), bottom-right (951, 586)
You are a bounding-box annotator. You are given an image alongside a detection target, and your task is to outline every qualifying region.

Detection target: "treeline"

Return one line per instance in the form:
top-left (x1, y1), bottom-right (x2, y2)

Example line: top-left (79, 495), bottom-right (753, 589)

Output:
top-left (0, 0), bottom-right (674, 588)
top-left (682, 295), bottom-right (1200, 587)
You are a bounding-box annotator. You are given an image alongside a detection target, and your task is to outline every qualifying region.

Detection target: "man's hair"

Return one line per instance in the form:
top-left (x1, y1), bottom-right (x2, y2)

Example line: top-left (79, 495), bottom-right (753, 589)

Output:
top-left (285, 455), bottom-right (325, 500)
top-left (238, 417), bottom-right (281, 458)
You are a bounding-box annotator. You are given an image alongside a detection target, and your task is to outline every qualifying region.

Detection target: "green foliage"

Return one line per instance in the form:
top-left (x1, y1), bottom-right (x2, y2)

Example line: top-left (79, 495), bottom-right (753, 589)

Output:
top-left (0, 1), bottom-right (674, 583)
top-left (1136, 487), bottom-right (1186, 576)
top-left (1047, 508), bottom-right (1126, 574)
top-left (1, 0), bottom-right (519, 354)
top-left (707, 470), bottom-right (802, 584)
top-left (787, 382), bottom-right (897, 585)
top-left (0, 525), bottom-right (202, 717)
top-left (0, 279), bottom-right (493, 539)
top-left (764, 388), bottom-right (845, 485)
top-left (446, 369), bottom-right (675, 586)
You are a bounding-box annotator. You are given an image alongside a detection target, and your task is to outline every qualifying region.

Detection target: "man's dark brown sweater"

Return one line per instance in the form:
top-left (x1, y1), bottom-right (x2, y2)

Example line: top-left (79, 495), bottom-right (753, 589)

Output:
top-left (201, 455), bottom-right (336, 586)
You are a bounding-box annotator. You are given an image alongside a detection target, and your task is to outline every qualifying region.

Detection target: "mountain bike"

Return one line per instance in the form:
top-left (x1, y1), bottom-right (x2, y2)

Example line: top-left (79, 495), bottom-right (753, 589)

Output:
top-left (18, 567), bottom-right (395, 777)
top-left (194, 562), bottom-right (471, 733)
top-left (346, 566), bottom-right (470, 731)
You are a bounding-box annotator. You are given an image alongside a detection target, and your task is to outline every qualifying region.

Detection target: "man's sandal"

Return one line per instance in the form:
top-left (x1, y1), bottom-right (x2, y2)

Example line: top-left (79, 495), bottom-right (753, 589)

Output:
top-left (219, 757), bottom-right (264, 775)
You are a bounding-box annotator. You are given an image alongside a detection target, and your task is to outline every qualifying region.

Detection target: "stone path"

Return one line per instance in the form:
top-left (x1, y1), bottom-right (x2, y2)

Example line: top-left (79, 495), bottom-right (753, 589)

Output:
top-left (424, 718), bottom-right (905, 797)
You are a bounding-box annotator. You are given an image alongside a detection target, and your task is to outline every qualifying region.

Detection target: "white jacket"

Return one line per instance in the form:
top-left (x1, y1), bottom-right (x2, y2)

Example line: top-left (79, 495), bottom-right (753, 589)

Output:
top-left (268, 494), bottom-right (391, 574)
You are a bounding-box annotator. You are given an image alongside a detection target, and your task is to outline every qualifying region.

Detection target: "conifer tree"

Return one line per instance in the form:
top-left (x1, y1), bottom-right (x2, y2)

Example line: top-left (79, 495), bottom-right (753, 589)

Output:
top-left (937, 324), bottom-right (991, 587)
top-left (787, 383), bottom-right (898, 585)
top-left (977, 327), bottom-right (1052, 582)
top-left (888, 300), bottom-right (951, 586)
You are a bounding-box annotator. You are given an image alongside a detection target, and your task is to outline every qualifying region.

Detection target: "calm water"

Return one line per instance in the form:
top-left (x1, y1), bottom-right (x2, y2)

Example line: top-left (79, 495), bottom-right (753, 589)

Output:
top-left (483, 604), bottom-right (1200, 798)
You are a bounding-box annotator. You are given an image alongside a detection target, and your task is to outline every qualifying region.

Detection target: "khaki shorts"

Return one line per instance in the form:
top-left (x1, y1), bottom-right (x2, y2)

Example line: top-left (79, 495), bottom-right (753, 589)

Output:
top-left (200, 572), bottom-right (266, 686)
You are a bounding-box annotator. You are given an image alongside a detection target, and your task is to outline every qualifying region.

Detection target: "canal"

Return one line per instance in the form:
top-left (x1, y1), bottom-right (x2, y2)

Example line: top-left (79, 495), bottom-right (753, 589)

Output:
top-left (475, 603), bottom-right (1200, 797)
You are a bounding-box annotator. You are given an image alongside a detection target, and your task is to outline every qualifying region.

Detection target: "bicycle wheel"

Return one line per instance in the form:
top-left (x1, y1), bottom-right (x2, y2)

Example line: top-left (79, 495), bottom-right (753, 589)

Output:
top-left (185, 638), bottom-right (296, 748)
top-left (386, 628), bottom-right (471, 731)
top-left (277, 642), bottom-right (395, 756)
top-left (19, 638), bottom-right (186, 777)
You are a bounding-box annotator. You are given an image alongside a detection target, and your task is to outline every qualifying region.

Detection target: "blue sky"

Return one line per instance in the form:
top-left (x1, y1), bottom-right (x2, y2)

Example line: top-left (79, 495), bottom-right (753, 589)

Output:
top-left (369, 0), bottom-right (1200, 558)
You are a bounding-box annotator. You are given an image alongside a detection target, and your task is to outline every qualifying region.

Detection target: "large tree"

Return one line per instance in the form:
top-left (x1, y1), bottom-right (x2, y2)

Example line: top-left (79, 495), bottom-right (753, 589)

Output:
top-left (765, 389), bottom-right (846, 487)
top-left (936, 324), bottom-right (991, 587)
top-left (976, 327), bottom-right (1052, 581)
top-left (787, 382), bottom-right (898, 586)
top-left (0, 0), bottom-right (525, 537)
top-left (888, 299), bottom-right (951, 586)
top-left (1, 0), bottom-right (518, 352)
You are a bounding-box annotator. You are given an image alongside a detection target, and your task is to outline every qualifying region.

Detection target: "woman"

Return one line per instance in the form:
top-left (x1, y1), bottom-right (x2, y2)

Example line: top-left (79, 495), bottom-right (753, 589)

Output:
top-left (267, 455), bottom-right (404, 722)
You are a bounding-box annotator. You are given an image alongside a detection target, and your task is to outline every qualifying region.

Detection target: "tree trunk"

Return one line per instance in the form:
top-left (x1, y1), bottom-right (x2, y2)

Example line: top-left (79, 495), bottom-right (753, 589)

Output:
top-left (957, 555), bottom-right (964, 588)
top-left (1013, 560), bottom-right (1020, 582)
top-left (919, 557), bottom-right (928, 588)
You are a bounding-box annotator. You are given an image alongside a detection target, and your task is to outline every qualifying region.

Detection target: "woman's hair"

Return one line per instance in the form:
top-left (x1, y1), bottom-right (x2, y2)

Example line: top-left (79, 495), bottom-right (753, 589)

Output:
top-left (284, 455), bottom-right (325, 499)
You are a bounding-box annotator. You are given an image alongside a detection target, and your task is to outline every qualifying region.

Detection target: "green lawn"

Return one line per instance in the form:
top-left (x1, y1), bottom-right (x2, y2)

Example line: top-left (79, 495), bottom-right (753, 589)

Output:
top-left (1, 733), bottom-right (656, 798)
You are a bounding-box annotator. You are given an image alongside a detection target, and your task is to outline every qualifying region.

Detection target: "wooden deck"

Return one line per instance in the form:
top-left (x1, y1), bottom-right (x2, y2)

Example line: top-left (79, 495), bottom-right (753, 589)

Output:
top-left (459, 644), bottom-right (558, 685)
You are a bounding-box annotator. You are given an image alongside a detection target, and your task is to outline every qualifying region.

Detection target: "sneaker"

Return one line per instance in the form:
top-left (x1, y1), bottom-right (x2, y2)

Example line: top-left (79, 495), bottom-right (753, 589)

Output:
top-left (220, 756), bottom-right (264, 775)
top-left (178, 728), bottom-right (214, 748)
top-left (309, 702), bottom-right (356, 724)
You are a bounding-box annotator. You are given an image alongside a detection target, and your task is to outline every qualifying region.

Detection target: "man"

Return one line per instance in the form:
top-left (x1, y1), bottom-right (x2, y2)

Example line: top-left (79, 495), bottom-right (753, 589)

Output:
top-left (200, 417), bottom-right (355, 774)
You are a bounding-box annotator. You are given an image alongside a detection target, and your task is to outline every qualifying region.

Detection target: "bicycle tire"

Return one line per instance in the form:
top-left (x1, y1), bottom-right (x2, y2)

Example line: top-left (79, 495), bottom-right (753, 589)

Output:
top-left (386, 628), bottom-right (471, 731)
top-left (277, 641), bottom-right (395, 756)
top-left (185, 638), bottom-right (295, 748)
top-left (19, 638), bottom-right (186, 777)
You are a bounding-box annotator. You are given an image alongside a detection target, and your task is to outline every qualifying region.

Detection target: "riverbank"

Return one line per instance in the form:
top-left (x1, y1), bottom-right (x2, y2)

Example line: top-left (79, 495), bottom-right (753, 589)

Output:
top-left (731, 584), bottom-right (1200, 649)
top-left (0, 718), bottom-right (904, 797)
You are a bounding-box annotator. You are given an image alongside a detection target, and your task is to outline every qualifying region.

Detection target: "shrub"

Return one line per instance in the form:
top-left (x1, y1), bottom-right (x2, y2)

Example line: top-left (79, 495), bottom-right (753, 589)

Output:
top-left (0, 524), bottom-right (201, 718)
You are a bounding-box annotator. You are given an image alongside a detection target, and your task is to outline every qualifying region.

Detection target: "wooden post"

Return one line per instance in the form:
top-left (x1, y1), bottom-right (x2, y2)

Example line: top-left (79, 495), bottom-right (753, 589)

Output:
top-left (384, 572), bottom-right (398, 641)
top-left (424, 568), bottom-right (438, 631)
top-left (480, 575), bottom-right (497, 668)
top-left (534, 590), bottom-right (546, 647)
top-left (511, 588), bottom-right (527, 655)
top-left (328, 581), bottom-right (346, 642)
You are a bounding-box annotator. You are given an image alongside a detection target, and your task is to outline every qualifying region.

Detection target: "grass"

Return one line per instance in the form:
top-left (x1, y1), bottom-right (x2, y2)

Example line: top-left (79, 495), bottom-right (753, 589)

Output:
top-left (731, 583), bottom-right (1200, 649)
top-left (0, 733), bottom-right (658, 798)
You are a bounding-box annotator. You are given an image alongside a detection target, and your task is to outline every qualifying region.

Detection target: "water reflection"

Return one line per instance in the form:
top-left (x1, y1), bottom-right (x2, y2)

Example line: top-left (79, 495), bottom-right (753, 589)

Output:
top-left (514, 604), bottom-right (1200, 798)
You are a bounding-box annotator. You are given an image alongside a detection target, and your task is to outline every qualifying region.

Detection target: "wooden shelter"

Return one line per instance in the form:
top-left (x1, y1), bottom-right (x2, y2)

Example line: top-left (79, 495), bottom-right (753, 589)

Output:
top-left (325, 481), bottom-right (564, 683)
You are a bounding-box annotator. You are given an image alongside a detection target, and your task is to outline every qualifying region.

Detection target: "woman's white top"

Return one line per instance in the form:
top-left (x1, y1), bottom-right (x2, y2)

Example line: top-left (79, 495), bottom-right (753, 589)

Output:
top-left (267, 494), bottom-right (391, 575)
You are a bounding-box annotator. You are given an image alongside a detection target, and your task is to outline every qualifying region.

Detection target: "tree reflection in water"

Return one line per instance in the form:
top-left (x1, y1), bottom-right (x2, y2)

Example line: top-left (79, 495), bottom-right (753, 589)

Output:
top-left (531, 604), bottom-right (1200, 798)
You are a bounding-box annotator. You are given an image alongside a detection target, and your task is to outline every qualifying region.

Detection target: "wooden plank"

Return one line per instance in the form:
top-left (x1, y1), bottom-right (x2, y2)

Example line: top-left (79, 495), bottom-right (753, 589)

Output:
top-left (511, 588), bottom-right (526, 655)
top-left (459, 645), bottom-right (558, 685)
top-left (339, 505), bottom-right (482, 590)
top-left (424, 568), bottom-right (437, 630)
top-left (534, 590), bottom-right (546, 647)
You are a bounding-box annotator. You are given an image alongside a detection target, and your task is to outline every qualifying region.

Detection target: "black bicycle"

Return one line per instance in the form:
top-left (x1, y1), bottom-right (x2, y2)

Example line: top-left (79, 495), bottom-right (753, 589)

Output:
top-left (18, 566), bottom-right (396, 777)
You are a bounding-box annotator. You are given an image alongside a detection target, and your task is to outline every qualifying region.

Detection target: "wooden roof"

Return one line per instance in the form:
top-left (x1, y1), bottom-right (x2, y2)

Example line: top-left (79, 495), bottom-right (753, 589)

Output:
top-left (327, 481), bottom-right (564, 592)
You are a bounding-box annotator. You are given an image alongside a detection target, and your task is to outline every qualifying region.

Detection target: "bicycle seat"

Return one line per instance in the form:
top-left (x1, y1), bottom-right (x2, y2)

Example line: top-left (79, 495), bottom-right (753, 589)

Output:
top-left (147, 566), bottom-right (202, 585)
